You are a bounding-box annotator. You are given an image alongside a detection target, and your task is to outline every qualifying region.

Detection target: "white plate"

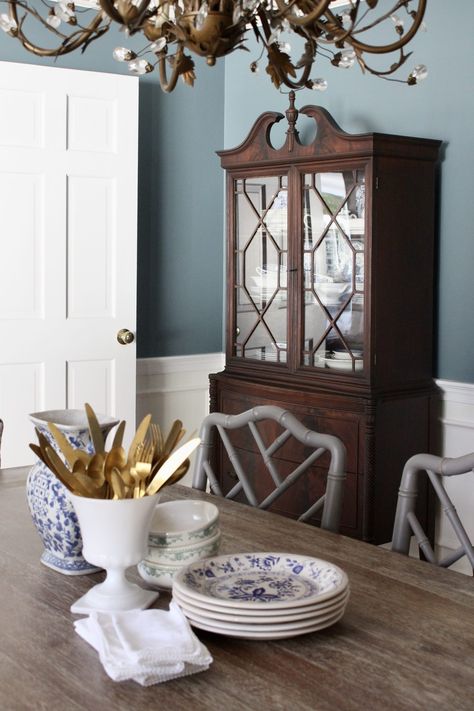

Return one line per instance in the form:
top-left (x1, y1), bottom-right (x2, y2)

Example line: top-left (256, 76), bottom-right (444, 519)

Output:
top-left (172, 552), bottom-right (348, 610)
top-left (178, 600), bottom-right (347, 634)
top-left (172, 586), bottom-right (350, 622)
top-left (173, 588), bottom-right (349, 626)
top-left (183, 607), bottom-right (346, 640)
top-left (331, 350), bottom-right (363, 360)
top-left (316, 356), bottom-right (363, 371)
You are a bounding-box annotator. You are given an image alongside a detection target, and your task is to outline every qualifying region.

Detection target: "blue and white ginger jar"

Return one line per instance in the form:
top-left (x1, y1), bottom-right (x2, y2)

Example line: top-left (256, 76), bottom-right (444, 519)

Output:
top-left (26, 409), bottom-right (119, 575)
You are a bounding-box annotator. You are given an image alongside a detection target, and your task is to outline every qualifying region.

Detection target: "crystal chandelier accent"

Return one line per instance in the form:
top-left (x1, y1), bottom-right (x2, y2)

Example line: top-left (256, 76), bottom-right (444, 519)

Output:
top-left (0, 1), bottom-right (428, 93)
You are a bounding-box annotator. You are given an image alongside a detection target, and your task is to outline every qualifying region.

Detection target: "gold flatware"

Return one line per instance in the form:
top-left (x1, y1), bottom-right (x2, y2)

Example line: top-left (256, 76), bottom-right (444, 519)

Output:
top-left (110, 467), bottom-right (125, 499)
top-left (111, 420), bottom-right (126, 449)
top-left (86, 453), bottom-right (106, 484)
top-left (150, 423), bottom-right (164, 459)
top-left (162, 419), bottom-right (184, 457)
top-left (105, 447), bottom-right (127, 477)
top-left (30, 405), bottom-right (196, 501)
top-left (85, 403), bottom-right (105, 454)
top-left (29, 443), bottom-right (53, 472)
top-left (166, 459), bottom-right (190, 486)
top-left (146, 437), bottom-right (200, 496)
top-left (45, 446), bottom-right (90, 497)
top-left (48, 423), bottom-right (90, 467)
top-left (126, 414), bottom-right (152, 469)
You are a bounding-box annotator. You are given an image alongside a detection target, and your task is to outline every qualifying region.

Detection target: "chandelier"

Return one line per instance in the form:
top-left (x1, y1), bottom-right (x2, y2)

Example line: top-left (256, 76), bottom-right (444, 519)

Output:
top-left (0, 1), bottom-right (428, 93)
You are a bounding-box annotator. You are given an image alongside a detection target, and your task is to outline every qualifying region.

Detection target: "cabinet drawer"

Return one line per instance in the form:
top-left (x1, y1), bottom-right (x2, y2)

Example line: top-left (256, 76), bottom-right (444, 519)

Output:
top-left (219, 391), bottom-right (360, 473)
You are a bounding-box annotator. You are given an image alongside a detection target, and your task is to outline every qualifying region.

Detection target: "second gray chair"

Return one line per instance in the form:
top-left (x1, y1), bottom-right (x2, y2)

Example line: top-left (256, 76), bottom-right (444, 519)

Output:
top-left (192, 405), bottom-right (346, 533)
top-left (392, 451), bottom-right (474, 569)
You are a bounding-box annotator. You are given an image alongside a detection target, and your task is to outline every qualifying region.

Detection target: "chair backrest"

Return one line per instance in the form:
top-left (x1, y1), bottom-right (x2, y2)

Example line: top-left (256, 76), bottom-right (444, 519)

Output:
top-left (392, 452), bottom-right (474, 569)
top-left (192, 405), bottom-right (346, 533)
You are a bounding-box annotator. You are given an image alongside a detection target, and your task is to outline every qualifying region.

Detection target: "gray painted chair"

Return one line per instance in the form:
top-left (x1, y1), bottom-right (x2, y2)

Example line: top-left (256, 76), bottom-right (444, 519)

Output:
top-left (392, 452), bottom-right (474, 569)
top-left (192, 405), bottom-right (347, 533)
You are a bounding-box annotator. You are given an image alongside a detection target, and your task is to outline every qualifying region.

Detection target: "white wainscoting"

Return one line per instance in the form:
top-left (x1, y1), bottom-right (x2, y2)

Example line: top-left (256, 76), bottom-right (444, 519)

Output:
top-left (136, 359), bottom-right (473, 573)
top-left (433, 379), bottom-right (474, 574)
top-left (136, 353), bottom-right (225, 486)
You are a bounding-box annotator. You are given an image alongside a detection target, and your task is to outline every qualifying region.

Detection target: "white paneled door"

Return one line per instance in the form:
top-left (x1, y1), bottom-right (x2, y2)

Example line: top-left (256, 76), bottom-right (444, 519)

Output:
top-left (0, 61), bottom-right (139, 467)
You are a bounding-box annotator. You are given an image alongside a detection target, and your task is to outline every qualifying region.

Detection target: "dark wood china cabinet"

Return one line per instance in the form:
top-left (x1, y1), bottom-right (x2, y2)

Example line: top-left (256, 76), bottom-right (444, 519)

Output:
top-left (210, 93), bottom-right (441, 544)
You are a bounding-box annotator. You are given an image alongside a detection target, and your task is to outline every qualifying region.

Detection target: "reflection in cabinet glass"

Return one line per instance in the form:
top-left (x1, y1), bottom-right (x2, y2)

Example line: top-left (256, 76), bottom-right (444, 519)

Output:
top-left (213, 94), bottom-right (441, 544)
top-left (303, 169), bottom-right (365, 371)
top-left (235, 175), bottom-right (288, 363)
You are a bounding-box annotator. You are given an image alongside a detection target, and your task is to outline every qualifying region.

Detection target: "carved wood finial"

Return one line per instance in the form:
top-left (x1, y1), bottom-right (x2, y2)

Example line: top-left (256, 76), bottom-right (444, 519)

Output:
top-left (285, 90), bottom-right (299, 152)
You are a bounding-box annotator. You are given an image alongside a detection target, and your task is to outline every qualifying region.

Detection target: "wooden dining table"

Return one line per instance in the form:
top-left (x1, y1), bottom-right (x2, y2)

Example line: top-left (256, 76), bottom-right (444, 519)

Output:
top-left (0, 466), bottom-right (473, 711)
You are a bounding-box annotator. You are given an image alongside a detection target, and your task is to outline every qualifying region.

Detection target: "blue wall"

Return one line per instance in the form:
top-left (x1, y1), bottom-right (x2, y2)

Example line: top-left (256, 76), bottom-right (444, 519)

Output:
top-left (223, 2), bottom-right (474, 383)
top-left (0, 21), bottom-right (225, 358)
top-left (136, 69), bottom-right (224, 357)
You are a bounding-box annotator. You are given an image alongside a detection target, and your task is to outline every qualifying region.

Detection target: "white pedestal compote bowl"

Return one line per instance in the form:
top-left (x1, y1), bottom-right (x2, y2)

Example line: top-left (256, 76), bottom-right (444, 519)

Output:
top-left (68, 492), bottom-right (160, 614)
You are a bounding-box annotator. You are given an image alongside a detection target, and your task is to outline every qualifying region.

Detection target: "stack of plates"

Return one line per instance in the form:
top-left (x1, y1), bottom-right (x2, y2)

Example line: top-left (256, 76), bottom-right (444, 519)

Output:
top-left (172, 552), bottom-right (349, 640)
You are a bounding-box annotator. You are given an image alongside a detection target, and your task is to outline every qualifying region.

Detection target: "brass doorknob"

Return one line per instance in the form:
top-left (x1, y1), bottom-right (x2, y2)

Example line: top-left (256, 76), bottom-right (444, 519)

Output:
top-left (117, 328), bottom-right (135, 345)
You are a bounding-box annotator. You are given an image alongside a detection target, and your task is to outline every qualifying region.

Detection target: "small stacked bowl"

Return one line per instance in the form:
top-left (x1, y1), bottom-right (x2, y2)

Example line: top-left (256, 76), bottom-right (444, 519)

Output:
top-left (138, 499), bottom-right (221, 589)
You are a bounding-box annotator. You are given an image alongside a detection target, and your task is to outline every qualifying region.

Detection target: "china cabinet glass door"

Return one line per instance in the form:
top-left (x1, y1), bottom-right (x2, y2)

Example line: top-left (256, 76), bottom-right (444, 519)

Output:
top-left (233, 175), bottom-right (288, 363)
top-left (302, 168), bottom-right (366, 373)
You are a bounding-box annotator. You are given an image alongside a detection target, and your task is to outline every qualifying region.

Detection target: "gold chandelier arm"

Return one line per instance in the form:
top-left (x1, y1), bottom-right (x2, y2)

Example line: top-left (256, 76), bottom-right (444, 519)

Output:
top-left (256, 9), bottom-right (314, 91)
top-left (130, 0), bottom-right (158, 31)
top-left (99, 0), bottom-right (125, 24)
top-left (157, 52), bottom-right (182, 93)
top-left (274, 0), bottom-right (332, 27)
top-left (99, 0), bottom-right (154, 28)
top-left (326, 0), bottom-right (427, 56)
top-left (8, 2), bottom-right (107, 57)
top-left (359, 48), bottom-right (409, 78)
top-left (277, 62), bottom-right (313, 91)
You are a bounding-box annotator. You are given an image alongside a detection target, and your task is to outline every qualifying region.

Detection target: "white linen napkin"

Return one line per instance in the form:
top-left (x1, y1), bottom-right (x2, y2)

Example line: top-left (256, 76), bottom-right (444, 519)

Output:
top-left (74, 601), bottom-right (212, 686)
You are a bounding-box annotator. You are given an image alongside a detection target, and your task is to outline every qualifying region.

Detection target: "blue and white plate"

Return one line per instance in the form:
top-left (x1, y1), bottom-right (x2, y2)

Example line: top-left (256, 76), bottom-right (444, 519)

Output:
top-left (172, 552), bottom-right (348, 610)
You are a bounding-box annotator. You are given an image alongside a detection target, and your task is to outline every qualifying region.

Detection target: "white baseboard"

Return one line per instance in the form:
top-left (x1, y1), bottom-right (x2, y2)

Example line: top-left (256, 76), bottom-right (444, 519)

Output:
top-left (135, 363), bottom-right (473, 573)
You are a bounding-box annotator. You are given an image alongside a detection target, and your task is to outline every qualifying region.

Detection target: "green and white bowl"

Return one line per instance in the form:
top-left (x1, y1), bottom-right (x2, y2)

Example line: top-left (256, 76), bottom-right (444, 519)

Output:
top-left (147, 499), bottom-right (219, 548)
top-left (138, 529), bottom-right (222, 589)
top-left (145, 528), bottom-right (221, 566)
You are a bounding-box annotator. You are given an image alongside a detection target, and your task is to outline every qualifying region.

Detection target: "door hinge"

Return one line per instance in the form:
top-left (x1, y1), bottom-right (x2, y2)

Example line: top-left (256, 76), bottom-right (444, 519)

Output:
top-left (375, 177), bottom-right (380, 190)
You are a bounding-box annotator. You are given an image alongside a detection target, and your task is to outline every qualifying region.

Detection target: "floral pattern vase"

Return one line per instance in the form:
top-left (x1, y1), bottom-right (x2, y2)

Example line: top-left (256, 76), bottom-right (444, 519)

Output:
top-left (26, 409), bottom-right (119, 575)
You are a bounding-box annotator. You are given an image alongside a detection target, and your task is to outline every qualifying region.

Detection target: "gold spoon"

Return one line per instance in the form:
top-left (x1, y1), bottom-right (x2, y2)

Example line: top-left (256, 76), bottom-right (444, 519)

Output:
top-left (86, 452), bottom-right (106, 484)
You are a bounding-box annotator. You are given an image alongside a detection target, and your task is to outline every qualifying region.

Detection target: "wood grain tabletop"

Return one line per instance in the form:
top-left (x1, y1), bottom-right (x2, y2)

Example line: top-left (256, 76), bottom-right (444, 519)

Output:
top-left (0, 468), bottom-right (472, 711)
